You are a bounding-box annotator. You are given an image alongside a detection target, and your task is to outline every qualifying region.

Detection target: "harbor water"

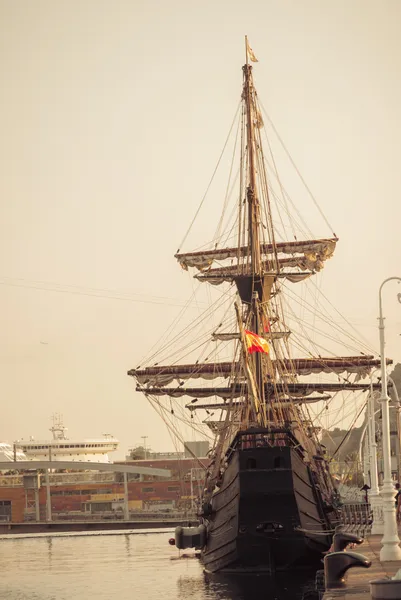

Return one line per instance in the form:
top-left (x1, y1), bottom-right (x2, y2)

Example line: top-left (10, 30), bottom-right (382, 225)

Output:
top-left (0, 530), bottom-right (316, 599)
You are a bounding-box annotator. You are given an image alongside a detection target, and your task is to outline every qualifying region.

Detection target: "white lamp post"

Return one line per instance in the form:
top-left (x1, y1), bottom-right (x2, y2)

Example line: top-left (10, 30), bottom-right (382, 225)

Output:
top-left (378, 277), bottom-right (401, 561)
top-left (368, 369), bottom-right (383, 534)
top-left (388, 376), bottom-right (401, 485)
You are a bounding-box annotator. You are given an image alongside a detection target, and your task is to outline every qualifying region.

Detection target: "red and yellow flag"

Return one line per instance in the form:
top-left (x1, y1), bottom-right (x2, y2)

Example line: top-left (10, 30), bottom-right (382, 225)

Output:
top-left (244, 330), bottom-right (269, 354)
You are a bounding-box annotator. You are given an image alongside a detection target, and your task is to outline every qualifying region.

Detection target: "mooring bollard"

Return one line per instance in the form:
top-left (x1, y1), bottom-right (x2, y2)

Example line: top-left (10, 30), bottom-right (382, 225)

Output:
top-left (333, 531), bottom-right (364, 552)
top-left (314, 569), bottom-right (325, 596)
top-left (324, 551), bottom-right (371, 589)
top-left (370, 571), bottom-right (401, 599)
top-left (175, 524), bottom-right (206, 549)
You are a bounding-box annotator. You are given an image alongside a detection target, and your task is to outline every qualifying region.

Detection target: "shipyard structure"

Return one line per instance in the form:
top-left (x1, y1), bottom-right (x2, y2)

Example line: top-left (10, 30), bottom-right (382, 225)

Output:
top-left (0, 440), bottom-right (209, 523)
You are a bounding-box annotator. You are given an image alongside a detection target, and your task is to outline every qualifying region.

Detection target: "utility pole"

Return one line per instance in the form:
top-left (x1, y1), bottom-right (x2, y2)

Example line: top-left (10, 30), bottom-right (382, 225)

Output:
top-left (45, 468), bottom-right (52, 522)
top-left (123, 472), bottom-right (129, 520)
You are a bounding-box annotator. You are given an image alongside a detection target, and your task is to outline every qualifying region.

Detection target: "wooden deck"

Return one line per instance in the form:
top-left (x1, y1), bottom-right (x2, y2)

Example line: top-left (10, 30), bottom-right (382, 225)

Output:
top-left (323, 534), bottom-right (401, 599)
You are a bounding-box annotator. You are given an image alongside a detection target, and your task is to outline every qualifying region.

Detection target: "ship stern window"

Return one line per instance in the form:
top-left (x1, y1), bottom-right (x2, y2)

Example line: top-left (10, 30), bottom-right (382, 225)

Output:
top-left (274, 456), bottom-right (285, 469)
top-left (246, 457), bottom-right (257, 469)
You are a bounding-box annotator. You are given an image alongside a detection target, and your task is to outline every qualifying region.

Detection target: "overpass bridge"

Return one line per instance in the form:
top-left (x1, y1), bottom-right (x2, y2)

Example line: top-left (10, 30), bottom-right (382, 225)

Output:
top-left (0, 460), bottom-right (171, 522)
top-left (0, 461), bottom-right (171, 477)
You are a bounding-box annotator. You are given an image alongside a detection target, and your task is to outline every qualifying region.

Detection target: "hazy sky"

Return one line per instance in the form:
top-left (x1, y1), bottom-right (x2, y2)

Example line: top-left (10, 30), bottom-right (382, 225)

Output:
top-left (1, 0), bottom-right (400, 458)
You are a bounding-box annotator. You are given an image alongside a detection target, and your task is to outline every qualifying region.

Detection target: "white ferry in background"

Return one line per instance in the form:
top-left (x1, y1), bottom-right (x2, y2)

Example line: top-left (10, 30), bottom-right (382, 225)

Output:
top-left (0, 443), bottom-right (26, 462)
top-left (14, 415), bottom-right (119, 463)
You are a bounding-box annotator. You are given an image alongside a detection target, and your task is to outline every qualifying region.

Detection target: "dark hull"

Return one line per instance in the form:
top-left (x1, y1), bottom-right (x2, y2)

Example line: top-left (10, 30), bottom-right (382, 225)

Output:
top-left (202, 443), bottom-right (335, 573)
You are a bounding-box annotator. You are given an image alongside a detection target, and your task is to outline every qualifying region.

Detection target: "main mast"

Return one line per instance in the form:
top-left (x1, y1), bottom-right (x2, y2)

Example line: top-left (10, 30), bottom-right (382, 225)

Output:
top-left (242, 38), bottom-right (266, 422)
top-left (243, 51), bottom-right (261, 276)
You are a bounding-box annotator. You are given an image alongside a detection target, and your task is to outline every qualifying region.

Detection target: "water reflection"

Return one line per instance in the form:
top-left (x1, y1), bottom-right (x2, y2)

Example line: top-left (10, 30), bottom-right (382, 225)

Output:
top-left (213, 572), bottom-right (316, 600)
top-left (177, 576), bottom-right (210, 599)
top-left (176, 571), bottom-right (316, 600)
top-left (46, 537), bottom-right (53, 567)
top-left (0, 531), bottom-right (317, 600)
top-left (124, 533), bottom-right (132, 558)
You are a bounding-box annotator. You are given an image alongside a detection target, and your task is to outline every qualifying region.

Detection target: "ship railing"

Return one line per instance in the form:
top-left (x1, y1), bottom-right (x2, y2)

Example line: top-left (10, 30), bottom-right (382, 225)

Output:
top-left (339, 501), bottom-right (372, 536)
top-left (223, 429), bottom-right (300, 464)
top-left (228, 428), bottom-right (304, 459)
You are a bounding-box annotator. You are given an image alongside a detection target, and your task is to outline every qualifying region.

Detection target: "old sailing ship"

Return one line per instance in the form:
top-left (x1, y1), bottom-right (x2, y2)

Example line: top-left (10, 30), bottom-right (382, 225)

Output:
top-left (128, 39), bottom-right (384, 573)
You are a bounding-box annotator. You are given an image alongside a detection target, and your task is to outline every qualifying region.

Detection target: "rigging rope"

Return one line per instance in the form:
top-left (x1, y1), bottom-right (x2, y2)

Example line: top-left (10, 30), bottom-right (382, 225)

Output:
top-left (308, 279), bottom-right (377, 355)
top-left (330, 398), bottom-right (367, 461)
top-left (176, 102), bottom-right (241, 254)
top-left (258, 100), bottom-right (337, 237)
top-left (213, 112), bottom-right (241, 243)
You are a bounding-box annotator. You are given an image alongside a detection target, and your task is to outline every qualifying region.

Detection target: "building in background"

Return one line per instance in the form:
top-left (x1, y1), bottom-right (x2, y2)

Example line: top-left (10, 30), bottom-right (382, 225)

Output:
top-left (0, 441), bottom-right (209, 522)
top-left (122, 440), bottom-right (210, 512)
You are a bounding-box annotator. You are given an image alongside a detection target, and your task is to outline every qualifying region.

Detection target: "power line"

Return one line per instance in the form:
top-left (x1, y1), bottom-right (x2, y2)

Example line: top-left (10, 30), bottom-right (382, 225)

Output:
top-left (0, 276), bottom-right (206, 309)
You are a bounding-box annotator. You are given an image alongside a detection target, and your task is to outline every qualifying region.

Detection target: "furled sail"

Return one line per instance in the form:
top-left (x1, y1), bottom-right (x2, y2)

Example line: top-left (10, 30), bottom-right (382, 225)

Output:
top-left (185, 395), bottom-right (332, 411)
top-left (130, 362), bottom-right (237, 386)
top-left (175, 238), bottom-right (338, 271)
top-left (195, 255), bottom-right (329, 277)
top-left (135, 381), bottom-right (381, 400)
top-left (211, 332), bottom-right (291, 341)
top-left (211, 333), bottom-right (241, 341)
top-left (128, 356), bottom-right (386, 387)
top-left (195, 270), bottom-right (314, 285)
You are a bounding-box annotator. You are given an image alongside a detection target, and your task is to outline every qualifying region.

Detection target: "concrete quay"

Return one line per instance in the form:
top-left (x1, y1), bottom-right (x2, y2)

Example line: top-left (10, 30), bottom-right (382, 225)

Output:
top-left (323, 534), bottom-right (401, 599)
top-left (0, 517), bottom-right (194, 535)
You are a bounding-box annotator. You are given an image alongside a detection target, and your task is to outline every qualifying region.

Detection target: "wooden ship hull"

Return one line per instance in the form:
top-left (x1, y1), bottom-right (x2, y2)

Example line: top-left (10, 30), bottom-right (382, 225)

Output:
top-left (201, 429), bottom-right (335, 573)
